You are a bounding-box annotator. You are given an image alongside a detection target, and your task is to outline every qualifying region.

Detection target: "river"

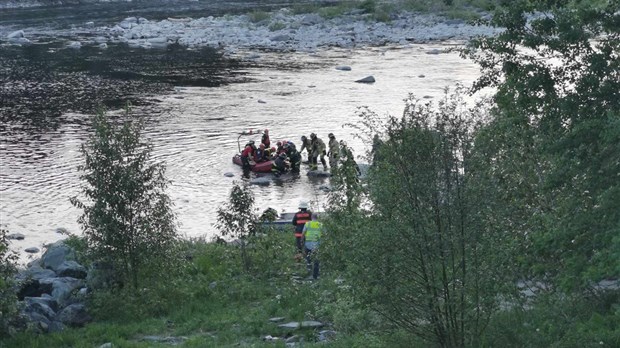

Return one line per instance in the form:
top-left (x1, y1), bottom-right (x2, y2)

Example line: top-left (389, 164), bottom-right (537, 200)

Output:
top-left (0, 1), bottom-right (483, 259)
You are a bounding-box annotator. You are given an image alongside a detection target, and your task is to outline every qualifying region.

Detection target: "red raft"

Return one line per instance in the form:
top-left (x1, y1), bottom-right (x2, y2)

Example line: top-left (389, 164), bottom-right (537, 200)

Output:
top-left (232, 154), bottom-right (273, 173)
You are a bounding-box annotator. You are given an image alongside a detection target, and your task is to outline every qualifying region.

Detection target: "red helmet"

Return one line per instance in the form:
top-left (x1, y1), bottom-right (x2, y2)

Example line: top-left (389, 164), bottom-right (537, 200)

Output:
top-left (276, 141), bottom-right (282, 146)
top-left (264, 129), bottom-right (269, 133)
top-left (260, 144), bottom-right (265, 149)
top-left (270, 147), bottom-right (276, 152)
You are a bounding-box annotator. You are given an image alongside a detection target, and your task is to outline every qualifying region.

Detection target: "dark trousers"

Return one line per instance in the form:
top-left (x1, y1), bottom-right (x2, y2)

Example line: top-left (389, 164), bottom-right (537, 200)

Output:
top-left (295, 236), bottom-right (303, 253)
top-left (305, 247), bottom-right (319, 279)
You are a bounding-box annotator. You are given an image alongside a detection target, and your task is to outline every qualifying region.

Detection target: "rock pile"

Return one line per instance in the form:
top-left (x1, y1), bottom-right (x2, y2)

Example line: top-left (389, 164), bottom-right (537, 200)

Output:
top-left (15, 240), bottom-right (91, 333)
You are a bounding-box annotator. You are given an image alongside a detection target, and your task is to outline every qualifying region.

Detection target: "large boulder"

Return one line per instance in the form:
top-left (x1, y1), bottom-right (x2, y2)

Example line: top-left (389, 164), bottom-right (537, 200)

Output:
top-left (17, 279), bottom-right (54, 300)
top-left (39, 277), bottom-right (84, 306)
top-left (56, 261), bottom-right (87, 279)
top-left (41, 241), bottom-right (76, 272)
top-left (24, 301), bottom-right (56, 321)
top-left (355, 75), bottom-right (375, 83)
top-left (16, 266), bottom-right (56, 282)
top-left (57, 303), bottom-right (91, 327)
top-left (24, 295), bottom-right (59, 312)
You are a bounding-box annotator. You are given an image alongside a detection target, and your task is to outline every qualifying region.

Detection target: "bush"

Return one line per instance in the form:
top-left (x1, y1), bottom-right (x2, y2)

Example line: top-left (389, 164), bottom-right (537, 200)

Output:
top-left (0, 229), bottom-right (19, 338)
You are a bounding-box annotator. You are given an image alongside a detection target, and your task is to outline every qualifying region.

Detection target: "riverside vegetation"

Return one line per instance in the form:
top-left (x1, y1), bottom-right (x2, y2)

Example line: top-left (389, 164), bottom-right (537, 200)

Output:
top-left (2, 0), bottom-right (619, 347)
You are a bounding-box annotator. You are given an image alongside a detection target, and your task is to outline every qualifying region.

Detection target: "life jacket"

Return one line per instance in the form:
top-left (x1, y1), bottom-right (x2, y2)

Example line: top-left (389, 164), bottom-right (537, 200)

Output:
top-left (303, 221), bottom-right (322, 242)
top-left (293, 211), bottom-right (311, 237)
top-left (241, 146), bottom-right (254, 158)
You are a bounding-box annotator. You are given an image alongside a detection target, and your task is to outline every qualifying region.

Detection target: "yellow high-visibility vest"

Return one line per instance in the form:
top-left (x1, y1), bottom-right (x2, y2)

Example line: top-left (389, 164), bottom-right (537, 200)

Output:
top-left (304, 221), bottom-right (323, 242)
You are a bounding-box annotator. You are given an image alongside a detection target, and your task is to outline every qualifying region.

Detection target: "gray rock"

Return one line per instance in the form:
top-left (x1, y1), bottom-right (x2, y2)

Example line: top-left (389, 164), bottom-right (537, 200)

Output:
top-left (7, 30), bottom-right (24, 39)
top-left (335, 65), bottom-right (352, 71)
top-left (39, 277), bottom-right (84, 305)
top-left (418, 74), bottom-right (426, 78)
top-left (9, 37), bottom-right (31, 45)
top-left (270, 34), bottom-right (291, 42)
top-left (57, 303), bottom-right (91, 327)
top-left (257, 99), bottom-right (267, 104)
top-left (141, 336), bottom-right (187, 344)
top-left (99, 43), bottom-right (108, 49)
top-left (301, 13), bottom-right (322, 25)
top-left (25, 247), bottom-right (40, 253)
top-left (250, 177), bottom-right (271, 186)
top-left (355, 75), bottom-right (375, 83)
top-left (7, 233), bottom-right (25, 240)
top-left (56, 261), bottom-right (87, 279)
top-left (25, 301), bottom-right (56, 320)
top-left (41, 241), bottom-right (76, 272)
top-left (99, 343), bottom-right (113, 348)
top-left (27, 311), bottom-right (51, 333)
top-left (278, 321), bottom-right (300, 329)
top-left (318, 330), bottom-right (337, 342)
top-left (300, 320), bottom-right (323, 328)
top-left (25, 296), bottom-right (59, 312)
top-left (209, 281), bottom-right (217, 289)
top-left (285, 335), bottom-right (302, 343)
top-left (224, 172), bottom-right (234, 177)
top-left (17, 266), bottom-right (56, 282)
top-left (55, 227), bottom-right (69, 235)
top-left (269, 317), bottom-right (285, 322)
top-left (425, 49), bottom-right (442, 55)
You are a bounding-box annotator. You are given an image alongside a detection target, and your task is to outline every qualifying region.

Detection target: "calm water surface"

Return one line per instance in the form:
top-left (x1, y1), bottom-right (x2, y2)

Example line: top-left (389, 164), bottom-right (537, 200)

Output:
top-left (0, 3), bottom-right (482, 258)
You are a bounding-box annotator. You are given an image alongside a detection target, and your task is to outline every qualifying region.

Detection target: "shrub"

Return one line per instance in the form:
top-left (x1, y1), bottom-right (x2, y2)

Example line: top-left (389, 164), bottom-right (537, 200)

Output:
top-left (71, 108), bottom-right (181, 291)
top-left (0, 229), bottom-right (19, 338)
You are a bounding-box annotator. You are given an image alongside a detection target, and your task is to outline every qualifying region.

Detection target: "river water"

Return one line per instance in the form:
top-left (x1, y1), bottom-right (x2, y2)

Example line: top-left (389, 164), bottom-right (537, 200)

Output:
top-left (0, 2), bottom-right (482, 259)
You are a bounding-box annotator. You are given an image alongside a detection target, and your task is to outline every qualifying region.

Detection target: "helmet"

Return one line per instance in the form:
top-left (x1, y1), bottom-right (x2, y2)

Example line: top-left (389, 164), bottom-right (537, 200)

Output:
top-left (283, 142), bottom-right (290, 148)
top-left (301, 135), bottom-right (307, 141)
top-left (276, 141), bottom-right (282, 146)
top-left (310, 133), bottom-right (316, 139)
top-left (328, 133), bottom-right (335, 138)
top-left (270, 147), bottom-right (276, 152)
top-left (259, 144), bottom-right (265, 149)
top-left (248, 140), bottom-right (255, 145)
top-left (264, 129), bottom-right (269, 133)
top-left (298, 201), bottom-right (308, 209)
top-left (279, 152), bottom-right (287, 158)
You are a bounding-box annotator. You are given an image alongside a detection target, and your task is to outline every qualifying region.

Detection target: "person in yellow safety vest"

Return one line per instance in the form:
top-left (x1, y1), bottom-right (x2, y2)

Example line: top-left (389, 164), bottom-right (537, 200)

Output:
top-left (302, 213), bottom-right (323, 280)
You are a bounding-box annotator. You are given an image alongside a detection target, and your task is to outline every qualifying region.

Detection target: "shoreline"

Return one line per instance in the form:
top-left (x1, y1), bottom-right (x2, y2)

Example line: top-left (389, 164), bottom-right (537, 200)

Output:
top-left (3, 5), bottom-right (501, 54)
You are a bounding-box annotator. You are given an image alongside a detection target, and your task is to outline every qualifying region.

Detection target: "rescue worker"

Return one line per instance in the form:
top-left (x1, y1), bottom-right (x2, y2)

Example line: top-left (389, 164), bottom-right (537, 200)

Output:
top-left (303, 213), bottom-right (323, 280)
top-left (309, 133), bottom-right (327, 171)
top-left (300, 135), bottom-right (312, 157)
top-left (240, 141), bottom-right (256, 170)
top-left (254, 143), bottom-right (267, 162)
top-left (266, 146), bottom-right (277, 159)
top-left (275, 141), bottom-right (284, 154)
top-left (261, 129), bottom-right (270, 148)
top-left (288, 145), bottom-right (302, 173)
top-left (292, 201), bottom-right (312, 254)
top-left (271, 152), bottom-right (289, 177)
top-left (327, 133), bottom-right (340, 170)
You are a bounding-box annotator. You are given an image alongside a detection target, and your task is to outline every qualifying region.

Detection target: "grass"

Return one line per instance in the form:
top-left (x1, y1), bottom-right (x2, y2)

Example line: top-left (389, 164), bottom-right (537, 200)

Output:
top-left (2, 231), bottom-right (410, 347)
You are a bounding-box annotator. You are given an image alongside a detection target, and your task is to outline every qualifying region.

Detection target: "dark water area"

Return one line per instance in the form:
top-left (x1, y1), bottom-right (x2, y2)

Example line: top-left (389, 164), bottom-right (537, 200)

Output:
top-left (1, 42), bottom-right (245, 129)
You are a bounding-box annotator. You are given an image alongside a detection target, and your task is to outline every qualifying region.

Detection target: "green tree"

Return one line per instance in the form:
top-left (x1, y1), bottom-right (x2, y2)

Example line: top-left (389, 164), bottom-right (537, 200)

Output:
top-left (466, 0), bottom-right (620, 290)
top-left (0, 229), bottom-right (19, 338)
top-left (324, 90), bottom-right (504, 346)
top-left (216, 182), bottom-right (258, 273)
top-left (71, 109), bottom-right (180, 290)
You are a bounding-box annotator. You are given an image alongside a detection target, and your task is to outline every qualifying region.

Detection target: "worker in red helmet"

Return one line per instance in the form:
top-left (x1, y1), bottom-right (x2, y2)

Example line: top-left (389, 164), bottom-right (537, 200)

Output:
top-left (255, 143), bottom-right (267, 162)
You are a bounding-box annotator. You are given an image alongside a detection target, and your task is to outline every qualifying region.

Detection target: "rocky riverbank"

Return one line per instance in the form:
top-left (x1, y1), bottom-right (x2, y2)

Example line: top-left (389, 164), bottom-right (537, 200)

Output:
top-left (3, 6), bottom-right (500, 53)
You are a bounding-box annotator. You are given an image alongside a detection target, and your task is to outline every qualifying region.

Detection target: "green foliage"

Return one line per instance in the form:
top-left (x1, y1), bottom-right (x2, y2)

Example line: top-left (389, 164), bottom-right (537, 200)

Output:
top-left (483, 291), bottom-right (620, 347)
top-left (465, 0), bottom-right (620, 290)
top-left (324, 88), bottom-right (506, 347)
top-left (0, 229), bottom-right (19, 338)
top-left (248, 10), bottom-right (270, 23)
top-left (268, 21), bottom-right (286, 31)
top-left (71, 108), bottom-right (181, 291)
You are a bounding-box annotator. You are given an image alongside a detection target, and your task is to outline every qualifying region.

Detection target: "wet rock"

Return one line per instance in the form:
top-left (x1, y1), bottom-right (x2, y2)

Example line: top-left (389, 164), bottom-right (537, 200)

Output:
top-left (418, 74), bottom-right (426, 78)
top-left (335, 65), bottom-right (352, 71)
top-left (25, 247), bottom-right (40, 253)
top-left (55, 227), bottom-right (69, 235)
top-left (258, 99), bottom-right (267, 104)
top-left (224, 172), bottom-right (234, 177)
top-left (425, 48), bottom-right (442, 55)
top-left (269, 317), bottom-right (285, 322)
top-left (7, 30), bottom-right (24, 39)
top-left (7, 233), bottom-right (25, 240)
top-left (250, 177), bottom-right (271, 186)
top-left (355, 75), bottom-right (375, 83)
top-left (67, 41), bottom-right (82, 49)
